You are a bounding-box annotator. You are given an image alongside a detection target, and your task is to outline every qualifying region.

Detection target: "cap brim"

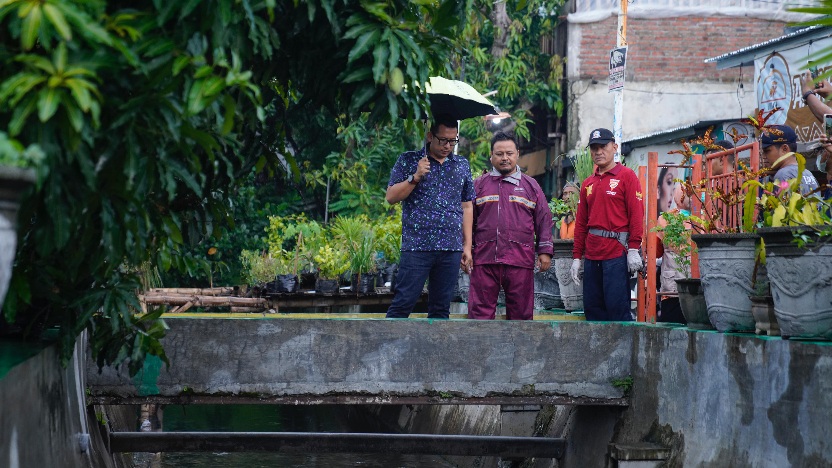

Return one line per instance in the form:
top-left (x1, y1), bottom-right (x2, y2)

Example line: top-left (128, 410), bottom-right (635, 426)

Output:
top-left (588, 138), bottom-right (614, 145)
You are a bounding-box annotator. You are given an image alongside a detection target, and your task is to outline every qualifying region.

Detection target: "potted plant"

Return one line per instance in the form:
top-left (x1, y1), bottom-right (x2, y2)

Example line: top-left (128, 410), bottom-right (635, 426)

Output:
top-left (313, 243), bottom-right (349, 295)
top-left (743, 153), bottom-right (832, 340)
top-left (239, 250), bottom-right (293, 294)
top-left (0, 132), bottom-right (39, 309)
top-left (374, 206), bottom-right (402, 293)
top-left (332, 215), bottom-right (379, 295)
top-left (266, 214), bottom-right (324, 290)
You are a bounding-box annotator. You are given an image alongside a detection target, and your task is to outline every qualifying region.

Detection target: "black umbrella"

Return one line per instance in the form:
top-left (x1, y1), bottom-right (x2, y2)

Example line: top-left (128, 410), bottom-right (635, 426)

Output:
top-left (426, 76), bottom-right (498, 121)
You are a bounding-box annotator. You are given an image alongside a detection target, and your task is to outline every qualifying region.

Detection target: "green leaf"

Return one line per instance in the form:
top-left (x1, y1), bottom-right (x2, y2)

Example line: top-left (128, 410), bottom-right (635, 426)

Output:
top-left (221, 94), bottom-right (235, 135)
top-left (37, 87), bottom-right (60, 122)
top-left (340, 66), bottom-right (372, 84)
top-left (349, 84), bottom-right (376, 112)
top-left (372, 43), bottom-right (389, 83)
top-left (172, 56), bottom-right (190, 76)
top-left (348, 30), bottom-right (380, 64)
top-left (20, 4), bottom-right (42, 50)
top-left (60, 93), bottom-right (84, 131)
top-left (64, 78), bottom-right (94, 112)
top-left (179, 0), bottom-right (203, 19)
top-left (9, 96), bottom-right (36, 135)
top-left (43, 3), bottom-right (72, 40)
top-left (343, 23), bottom-right (375, 40)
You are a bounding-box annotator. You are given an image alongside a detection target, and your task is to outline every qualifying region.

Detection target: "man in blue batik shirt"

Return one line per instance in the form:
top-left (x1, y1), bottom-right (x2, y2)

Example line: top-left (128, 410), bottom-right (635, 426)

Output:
top-left (385, 115), bottom-right (476, 319)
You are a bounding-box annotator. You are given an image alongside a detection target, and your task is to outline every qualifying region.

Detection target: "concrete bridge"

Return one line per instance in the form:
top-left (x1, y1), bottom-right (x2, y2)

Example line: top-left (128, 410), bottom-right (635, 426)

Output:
top-left (87, 316), bottom-right (632, 406)
top-left (85, 316), bottom-right (832, 465)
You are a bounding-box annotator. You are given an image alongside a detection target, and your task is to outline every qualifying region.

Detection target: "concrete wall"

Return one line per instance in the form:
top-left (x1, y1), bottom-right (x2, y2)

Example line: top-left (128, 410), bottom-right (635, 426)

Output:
top-left (0, 337), bottom-right (129, 468)
top-left (380, 326), bottom-right (832, 467)
top-left (566, 80), bottom-right (757, 150)
top-left (87, 319), bottom-right (634, 402)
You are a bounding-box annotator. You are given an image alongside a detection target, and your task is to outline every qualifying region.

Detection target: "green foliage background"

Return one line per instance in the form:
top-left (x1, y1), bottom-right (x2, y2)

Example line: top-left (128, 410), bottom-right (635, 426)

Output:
top-left (1, 0), bottom-right (565, 375)
top-left (0, 0), bottom-right (469, 374)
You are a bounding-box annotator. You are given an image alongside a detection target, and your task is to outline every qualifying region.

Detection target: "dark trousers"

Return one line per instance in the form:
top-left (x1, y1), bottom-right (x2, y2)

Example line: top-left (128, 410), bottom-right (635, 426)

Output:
top-left (468, 264), bottom-right (534, 320)
top-left (386, 251), bottom-right (462, 319)
top-left (582, 254), bottom-right (633, 322)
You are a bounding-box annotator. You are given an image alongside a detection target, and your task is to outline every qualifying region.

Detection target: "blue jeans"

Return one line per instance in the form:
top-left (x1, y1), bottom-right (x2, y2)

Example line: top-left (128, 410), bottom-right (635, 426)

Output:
top-left (386, 251), bottom-right (462, 319)
top-left (582, 254), bottom-right (633, 322)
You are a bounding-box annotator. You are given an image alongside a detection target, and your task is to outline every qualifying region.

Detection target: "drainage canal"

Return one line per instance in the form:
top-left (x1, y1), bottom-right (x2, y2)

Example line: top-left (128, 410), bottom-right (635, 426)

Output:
top-left (134, 404), bottom-right (458, 467)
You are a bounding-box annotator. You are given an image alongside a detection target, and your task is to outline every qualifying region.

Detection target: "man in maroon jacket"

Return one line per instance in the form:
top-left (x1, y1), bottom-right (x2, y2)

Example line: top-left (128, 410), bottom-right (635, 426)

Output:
top-left (571, 128), bottom-right (644, 321)
top-left (468, 132), bottom-right (554, 320)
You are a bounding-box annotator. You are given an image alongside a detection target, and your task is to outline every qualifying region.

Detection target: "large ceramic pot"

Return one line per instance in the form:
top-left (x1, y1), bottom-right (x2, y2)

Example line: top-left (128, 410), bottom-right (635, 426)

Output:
top-left (0, 167), bottom-right (35, 309)
top-left (552, 239), bottom-right (582, 311)
top-left (691, 233), bottom-right (758, 332)
top-left (675, 278), bottom-right (713, 330)
top-left (759, 226), bottom-right (832, 340)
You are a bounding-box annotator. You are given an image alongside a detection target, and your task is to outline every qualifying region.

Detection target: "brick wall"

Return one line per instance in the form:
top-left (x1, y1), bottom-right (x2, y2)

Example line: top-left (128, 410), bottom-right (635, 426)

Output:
top-left (577, 16), bottom-right (788, 81)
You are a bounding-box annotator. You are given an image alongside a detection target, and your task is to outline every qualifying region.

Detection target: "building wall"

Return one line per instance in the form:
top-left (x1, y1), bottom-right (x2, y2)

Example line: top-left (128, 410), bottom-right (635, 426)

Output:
top-left (566, 15), bottom-right (788, 148)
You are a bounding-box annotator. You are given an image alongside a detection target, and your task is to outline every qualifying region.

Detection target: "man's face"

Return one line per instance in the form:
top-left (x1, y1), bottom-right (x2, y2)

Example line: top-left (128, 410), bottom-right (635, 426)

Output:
top-left (761, 143), bottom-right (788, 170)
top-left (589, 141), bottom-right (617, 169)
top-left (428, 124), bottom-right (458, 160)
top-left (490, 140), bottom-right (519, 175)
top-left (707, 152), bottom-right (724, 176)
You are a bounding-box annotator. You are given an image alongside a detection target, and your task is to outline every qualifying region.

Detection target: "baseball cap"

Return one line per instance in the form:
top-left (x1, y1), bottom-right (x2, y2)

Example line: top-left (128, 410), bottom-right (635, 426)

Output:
top-left (588, 128), bottom-right (615, 145)
top-left (760, 125), bottom-right (796, 149)
top-left (710, 139), bottom-right (734, 152)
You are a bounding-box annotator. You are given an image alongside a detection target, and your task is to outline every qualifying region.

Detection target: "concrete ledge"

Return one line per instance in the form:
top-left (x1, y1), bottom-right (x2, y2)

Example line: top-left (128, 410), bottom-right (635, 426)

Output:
top-left (87, 319), bottom-right (633, 403)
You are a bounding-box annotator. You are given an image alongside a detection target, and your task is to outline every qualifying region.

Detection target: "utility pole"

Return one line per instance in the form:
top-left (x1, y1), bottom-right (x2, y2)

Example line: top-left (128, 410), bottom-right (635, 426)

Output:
top-left (613, 0), bottom-right (628, 162)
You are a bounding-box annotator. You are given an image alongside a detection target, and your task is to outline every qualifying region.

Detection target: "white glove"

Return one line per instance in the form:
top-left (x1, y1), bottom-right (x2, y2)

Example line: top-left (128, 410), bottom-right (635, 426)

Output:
top-left (627, 248), bottom-right (643, 273)
top-left (570, 259), bottom-right (583, 285)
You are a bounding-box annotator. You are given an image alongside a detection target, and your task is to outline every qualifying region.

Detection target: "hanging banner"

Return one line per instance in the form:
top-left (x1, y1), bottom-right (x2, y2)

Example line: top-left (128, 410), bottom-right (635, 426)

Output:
top-left (754, 36), bottom-right (832, 145)
top-left (609, 46), bottom-right (627, 92)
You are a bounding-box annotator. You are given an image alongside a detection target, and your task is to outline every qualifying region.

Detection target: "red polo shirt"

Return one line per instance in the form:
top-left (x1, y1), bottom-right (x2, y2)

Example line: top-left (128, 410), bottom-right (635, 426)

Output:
top-left (573, 163), bottom-right (644, 260)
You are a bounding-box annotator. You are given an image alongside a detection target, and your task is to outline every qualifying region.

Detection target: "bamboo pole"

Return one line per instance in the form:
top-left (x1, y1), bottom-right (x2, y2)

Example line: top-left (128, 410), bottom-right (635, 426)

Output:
top-left (145, 287), bottom-right (236, 296)
top-left (142, 295), bottom-right (267, 307)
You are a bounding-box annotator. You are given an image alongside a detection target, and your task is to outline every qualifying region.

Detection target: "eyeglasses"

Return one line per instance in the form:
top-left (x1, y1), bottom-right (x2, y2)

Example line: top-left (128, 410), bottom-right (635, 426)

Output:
top-left (434, 136), bottom-right (459, 147)
top-left (493, 152), bottom-right (516, 158)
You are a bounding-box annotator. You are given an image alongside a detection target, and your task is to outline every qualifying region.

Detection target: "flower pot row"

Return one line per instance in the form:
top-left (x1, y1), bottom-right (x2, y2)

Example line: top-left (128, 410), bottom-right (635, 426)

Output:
top-left (260, 266), bottom-right (400, 297)
top-left (685, 228), bottom-right (832, 340)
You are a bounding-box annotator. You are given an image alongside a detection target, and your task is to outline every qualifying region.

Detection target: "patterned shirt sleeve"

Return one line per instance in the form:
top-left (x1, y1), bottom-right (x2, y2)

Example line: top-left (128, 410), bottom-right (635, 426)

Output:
top-left (388, 153), bottom-right (409, 187)
top-left (461, 159), bottom-right (476, 202)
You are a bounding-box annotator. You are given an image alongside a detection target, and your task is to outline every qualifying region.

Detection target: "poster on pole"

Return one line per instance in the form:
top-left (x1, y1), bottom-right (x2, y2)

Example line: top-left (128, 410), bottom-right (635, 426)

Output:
top-left (609, 46), bottom-right (627, 92)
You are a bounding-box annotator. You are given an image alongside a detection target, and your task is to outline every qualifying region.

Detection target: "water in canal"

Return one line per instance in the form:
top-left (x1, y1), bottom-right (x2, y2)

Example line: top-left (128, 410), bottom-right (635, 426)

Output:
top-left (154, 404), bottom-right (456, 467)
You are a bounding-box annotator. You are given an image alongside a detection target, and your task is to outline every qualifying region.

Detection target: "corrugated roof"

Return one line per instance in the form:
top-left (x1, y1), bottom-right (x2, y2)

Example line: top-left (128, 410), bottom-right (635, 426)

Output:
top-left (704, 26), bottom-right (832, 70)
top-left (625, 119), bottom-right (735, 147)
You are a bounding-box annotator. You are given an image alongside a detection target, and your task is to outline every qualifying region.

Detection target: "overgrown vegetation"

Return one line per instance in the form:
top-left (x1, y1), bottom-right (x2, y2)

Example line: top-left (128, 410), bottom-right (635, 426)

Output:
top-left (1, 0), bottom-right (469, 374)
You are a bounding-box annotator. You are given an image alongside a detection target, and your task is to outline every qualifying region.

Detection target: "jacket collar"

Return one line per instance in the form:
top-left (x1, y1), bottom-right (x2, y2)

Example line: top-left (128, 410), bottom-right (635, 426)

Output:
top-left (489, 167), bottom-right (522, 185)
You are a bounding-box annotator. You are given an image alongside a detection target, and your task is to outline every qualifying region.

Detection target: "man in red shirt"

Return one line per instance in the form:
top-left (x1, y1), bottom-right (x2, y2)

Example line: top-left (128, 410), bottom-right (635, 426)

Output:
top-left (571, 128), bottom-right (644, 321)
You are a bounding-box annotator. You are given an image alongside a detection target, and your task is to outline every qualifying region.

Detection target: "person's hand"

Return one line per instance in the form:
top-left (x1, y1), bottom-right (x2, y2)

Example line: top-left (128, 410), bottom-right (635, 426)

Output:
top-left (820, 135), bottom-right (832, 152)
top-left (802, 72), bottom-right (817, 95)
top-left (461, 248), bottom-right (473, 274)
top-left (570, 259), bottom-right (582, 284)
top-left (817, 80), bottom-right (832, 99)
top-left (537, 254), bottom-right (552, 272)
top-left (414, 156), bottom-right (430, 182)
top-left (627, 249), bottom-right (644, 273)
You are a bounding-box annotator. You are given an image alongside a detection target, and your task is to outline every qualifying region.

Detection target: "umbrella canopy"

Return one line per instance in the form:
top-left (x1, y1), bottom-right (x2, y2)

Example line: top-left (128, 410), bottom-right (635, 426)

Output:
top-left (425, 76), bottom-right (498, 121)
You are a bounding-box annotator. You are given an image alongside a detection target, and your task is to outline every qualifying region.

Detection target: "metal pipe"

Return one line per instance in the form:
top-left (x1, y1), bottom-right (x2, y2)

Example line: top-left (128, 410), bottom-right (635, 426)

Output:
top-left (109, 431), bottom-right (565, 458)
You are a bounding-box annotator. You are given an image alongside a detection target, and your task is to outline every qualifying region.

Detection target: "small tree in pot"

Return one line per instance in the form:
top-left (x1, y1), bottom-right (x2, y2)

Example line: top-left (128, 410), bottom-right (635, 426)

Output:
top-left (313, 244), bottom-right (349, 295)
